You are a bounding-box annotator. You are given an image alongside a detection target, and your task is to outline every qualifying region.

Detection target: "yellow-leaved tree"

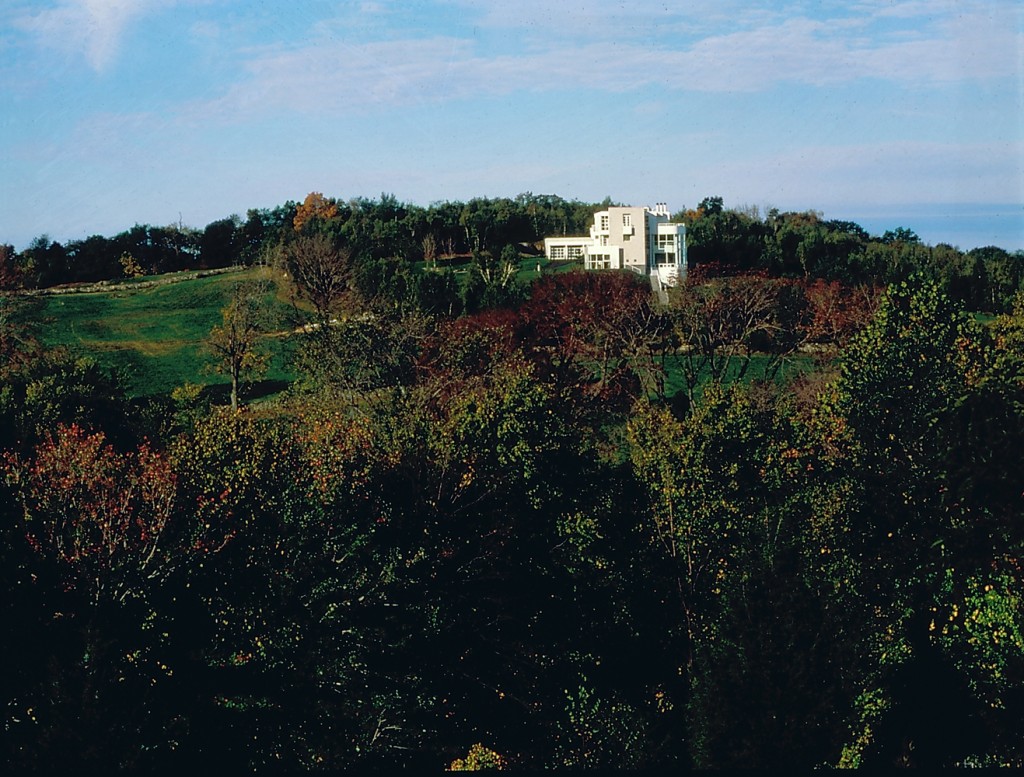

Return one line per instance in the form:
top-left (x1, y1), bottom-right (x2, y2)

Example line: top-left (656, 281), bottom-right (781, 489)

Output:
top-left (208, 281), bottom-right (271, 411)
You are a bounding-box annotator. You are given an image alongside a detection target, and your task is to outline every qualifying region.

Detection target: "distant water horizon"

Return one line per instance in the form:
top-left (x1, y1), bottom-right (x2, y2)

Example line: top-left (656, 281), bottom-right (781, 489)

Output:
top-left (829, 203), bottom-right (1024, 253)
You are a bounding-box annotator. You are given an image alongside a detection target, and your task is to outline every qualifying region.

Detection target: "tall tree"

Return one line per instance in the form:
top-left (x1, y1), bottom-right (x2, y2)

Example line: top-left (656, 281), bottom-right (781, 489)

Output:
top-left (292, 191), bottom-right (339, 233)
top-left (208, 282), bottom-right (271, 411)
top-left (282, 233), bottom-right (354, 323)
top-left (199, 216), bottom-right (242, 269)
top-left (816, 276), bottom-right (1022, 767)
top-left (0, 244), bottom-right (22, 290)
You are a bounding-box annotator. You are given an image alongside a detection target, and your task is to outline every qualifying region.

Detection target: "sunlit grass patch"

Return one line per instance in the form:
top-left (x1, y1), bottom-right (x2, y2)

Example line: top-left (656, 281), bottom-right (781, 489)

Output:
top-left (37, 267), bottom-right (297, 398)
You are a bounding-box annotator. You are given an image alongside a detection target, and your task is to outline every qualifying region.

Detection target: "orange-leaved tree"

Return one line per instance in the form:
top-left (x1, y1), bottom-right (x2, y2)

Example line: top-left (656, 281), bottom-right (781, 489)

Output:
top-left (293, 191), bottom-right (339, 233)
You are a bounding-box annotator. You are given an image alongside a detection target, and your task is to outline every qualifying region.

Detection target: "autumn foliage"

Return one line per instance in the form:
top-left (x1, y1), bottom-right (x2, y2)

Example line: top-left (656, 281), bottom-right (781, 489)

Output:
top-left (3, 425), bottom-right (181, 604)
top-left (293, 191), bottom-right (339, 232)
top-left (1, 206), bottom-right (1023, 772)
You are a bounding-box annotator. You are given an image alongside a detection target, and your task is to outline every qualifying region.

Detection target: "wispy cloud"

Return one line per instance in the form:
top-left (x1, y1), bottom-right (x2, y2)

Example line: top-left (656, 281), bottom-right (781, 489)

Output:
top-left (679, 7), bottom-right (1022, 88)
top-left (16, 0), bottom-right (164, 72)
top-left (3, 1), bottom-right (1020, 250)
top-left (850, 0), bottom-right (960, 20)
top-left (180, 2), bottom-right (1022, 125)
top-left (444, 0), bottom-right (789, 39)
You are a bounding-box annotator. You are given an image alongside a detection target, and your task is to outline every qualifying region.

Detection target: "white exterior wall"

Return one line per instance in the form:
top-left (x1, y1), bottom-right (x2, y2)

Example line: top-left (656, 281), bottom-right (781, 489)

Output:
top-left (584, 246), bottom-right (623, 270)
top-left (544, 203), bottom-right (687, 285)
top-left (544, 236), bottom-right (590, 262)
top-left (616, 206), bottom-right (648, 270)
top-left (647, 204), bottom-right (687, 286)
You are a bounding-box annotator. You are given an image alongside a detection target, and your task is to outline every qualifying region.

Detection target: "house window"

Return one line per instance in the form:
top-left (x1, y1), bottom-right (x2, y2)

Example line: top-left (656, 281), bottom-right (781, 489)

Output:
top-left (567, 245), bottom-right (583, 259)
top-left (599, 214), bottom-right (609, 231)
top-left (550, 246), bottom-right (565, 260)
top-left (600, 235), bottom-right (609, 246)
top-left (623, 213), bottom-right (632, 227)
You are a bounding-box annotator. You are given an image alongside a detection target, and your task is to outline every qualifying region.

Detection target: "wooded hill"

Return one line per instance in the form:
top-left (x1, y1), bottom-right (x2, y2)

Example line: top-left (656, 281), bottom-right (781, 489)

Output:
top-left (1, 192), bottom-right (1023, 769)
top-left (3, 192), bottom-right (1022, 314)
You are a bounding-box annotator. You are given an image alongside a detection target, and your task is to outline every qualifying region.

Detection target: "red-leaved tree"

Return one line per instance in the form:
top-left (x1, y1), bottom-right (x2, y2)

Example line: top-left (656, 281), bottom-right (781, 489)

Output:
top-left (519, 271), bottom-right (671, 405)
top-left (3, 424), bottom-right (209, 605)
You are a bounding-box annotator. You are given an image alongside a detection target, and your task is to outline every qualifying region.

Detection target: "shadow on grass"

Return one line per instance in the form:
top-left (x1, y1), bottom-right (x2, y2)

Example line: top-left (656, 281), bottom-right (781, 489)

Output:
top-left (246, 379), bottom-right (293, 401)
top-left (199, 379), bottom-right (293, 406)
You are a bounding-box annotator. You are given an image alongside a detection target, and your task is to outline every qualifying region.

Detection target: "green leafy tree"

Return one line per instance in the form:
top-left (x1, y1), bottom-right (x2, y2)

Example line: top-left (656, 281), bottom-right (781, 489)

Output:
top-left (414, 268), bottom-right (462, 317)
top-left (0, 353), bottom-right (131, 452)
top-left (553, 673), bottom-right (647, 768)
top-left (207, 282), bottom-right (271, 412)
top-left (292, 310), bottom-right (428, 404)
top-left (0, 243), bottom-right (22, 290)
top-left (198, 216), bottom-right (242, 269)
top-left (629, 386), bottom-right (848, 768)
top-left (461, 248), bottom-right (522, 313)
top-left (815, 276), bottom-right (1023, 767)
top-left (0, 294), bottom-right (40, 379)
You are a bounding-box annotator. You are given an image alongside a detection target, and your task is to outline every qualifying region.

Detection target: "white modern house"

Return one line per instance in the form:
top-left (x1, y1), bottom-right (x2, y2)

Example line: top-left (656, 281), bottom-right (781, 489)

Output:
top-left (544, 203), bottom-right (687, 288)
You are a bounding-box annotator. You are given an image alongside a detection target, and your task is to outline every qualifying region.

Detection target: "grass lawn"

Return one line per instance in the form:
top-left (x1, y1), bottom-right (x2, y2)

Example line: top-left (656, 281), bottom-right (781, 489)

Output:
top-left (35, 267), bottom-right (299, 398)
top-left (414, 253), bottom-right (583, 284)
top-left (30, 255), bottom-right (582, 399)
top-left (30, 258), bottom-right (819, 403)
top-left (662, 351), bottom-right (818, 403)
top-left (515, 256), bottom-right (583, 282)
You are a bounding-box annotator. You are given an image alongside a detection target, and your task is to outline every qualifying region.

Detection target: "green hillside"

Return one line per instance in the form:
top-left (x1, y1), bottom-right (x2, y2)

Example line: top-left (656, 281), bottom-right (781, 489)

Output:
top-left (34, 268), bottom-right (299, 398)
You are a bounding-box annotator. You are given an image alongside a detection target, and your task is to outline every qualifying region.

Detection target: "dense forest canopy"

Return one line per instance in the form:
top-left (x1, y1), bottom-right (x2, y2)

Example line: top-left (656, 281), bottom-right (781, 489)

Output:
top-left (2, 191), bottom-right (1021, 313)
top-left (1, 191), bottom-right (1023, 769)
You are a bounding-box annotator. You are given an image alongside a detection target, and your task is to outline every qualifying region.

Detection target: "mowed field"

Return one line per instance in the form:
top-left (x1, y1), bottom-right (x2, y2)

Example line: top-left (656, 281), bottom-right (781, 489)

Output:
top-left (30, 261), bottom-right (819, 402)
top-left (30, 258), bottom-right (567, 399)
top-left (661, 352), bottom-right (817, 401)
top-left (35, 268), bottom-right (300, 398)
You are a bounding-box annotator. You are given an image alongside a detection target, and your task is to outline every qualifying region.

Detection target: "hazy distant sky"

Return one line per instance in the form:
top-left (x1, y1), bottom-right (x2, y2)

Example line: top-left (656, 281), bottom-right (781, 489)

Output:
top-left (2, 0), bottom-right (1022, 250)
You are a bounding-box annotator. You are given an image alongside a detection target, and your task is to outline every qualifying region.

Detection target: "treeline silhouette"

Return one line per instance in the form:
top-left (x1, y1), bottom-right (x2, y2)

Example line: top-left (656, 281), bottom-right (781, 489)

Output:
top-left (2, 192), bottom-right (1021, 313)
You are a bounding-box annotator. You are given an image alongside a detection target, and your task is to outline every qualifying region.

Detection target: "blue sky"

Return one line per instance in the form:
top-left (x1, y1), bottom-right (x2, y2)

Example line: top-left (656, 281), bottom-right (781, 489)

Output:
top-left (1, 0), bottom-right (1022, 250)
